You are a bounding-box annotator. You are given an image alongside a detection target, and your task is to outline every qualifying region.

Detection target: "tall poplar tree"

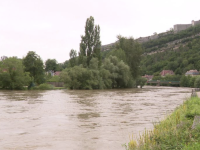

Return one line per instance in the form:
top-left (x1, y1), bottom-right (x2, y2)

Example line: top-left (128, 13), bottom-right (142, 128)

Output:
top-left (79, 16), bottom-right (101, 67)
top-left (69, 49), bottom-right (77, 67)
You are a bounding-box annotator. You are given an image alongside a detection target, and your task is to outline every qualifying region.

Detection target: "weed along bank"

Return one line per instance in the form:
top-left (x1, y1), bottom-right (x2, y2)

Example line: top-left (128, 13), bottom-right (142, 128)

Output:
top-left (125, 89), bottom-right (200, 150)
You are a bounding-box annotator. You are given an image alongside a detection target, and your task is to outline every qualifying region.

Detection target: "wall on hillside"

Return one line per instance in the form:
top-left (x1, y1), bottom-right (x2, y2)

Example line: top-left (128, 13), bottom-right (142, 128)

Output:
top-left (174, 24), bottom-right (192, 32)
top-left (101, 19), bottom-right (200, 51)
top-left (192, 20), bottom-right (200, 26)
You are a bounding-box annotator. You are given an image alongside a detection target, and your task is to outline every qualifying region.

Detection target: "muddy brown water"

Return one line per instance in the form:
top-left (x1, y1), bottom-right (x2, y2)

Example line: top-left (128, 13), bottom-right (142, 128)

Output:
top-left (0, 86), bottom-right (191, 150)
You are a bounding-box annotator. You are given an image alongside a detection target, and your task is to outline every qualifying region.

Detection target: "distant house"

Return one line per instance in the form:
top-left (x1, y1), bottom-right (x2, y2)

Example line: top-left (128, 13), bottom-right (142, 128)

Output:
top-left (54, 71), bottom-right (61, 76)
top-left (160, 70), bottom-right (174, 77)
top-left (46, 70), bottom-right (61, 76)
top-left (142, 74), bottom-right (154, 81)
top-left (185, 70), bottom-right (199, 76)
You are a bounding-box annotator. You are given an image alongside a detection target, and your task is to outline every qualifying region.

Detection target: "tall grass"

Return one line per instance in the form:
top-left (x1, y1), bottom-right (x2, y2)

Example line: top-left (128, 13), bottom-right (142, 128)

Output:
top-left (125, 97), bottom-right (200, 150)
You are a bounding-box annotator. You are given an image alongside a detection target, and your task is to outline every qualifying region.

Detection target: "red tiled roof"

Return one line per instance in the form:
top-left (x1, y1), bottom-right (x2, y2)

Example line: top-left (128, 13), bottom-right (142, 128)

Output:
top-left (54, 71), bottom-right (61, 76)
top-left (160, 70), bottom-right (174, 76)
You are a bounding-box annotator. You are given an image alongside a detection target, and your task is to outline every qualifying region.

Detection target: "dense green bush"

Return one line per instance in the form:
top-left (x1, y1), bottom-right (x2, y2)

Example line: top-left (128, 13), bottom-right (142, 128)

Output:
top-left (33, 83), bottom-right (55, 90)
top-left (46, 75), bottom-right (60, 82)
top-left (0, 57), bottom-right (31, 90)
top-left (60, 56), bottom-right (135, 89)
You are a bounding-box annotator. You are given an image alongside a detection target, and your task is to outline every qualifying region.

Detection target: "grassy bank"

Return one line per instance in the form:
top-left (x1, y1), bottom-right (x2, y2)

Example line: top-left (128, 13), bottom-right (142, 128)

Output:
top-left (125, 96), bottom-right (200, 150)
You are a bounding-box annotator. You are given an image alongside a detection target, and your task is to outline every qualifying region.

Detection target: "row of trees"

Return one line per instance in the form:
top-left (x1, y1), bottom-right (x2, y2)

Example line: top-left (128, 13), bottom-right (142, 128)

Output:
top-left (0, 16), bottom-right (144, 90)
top-left (0, 51), bottom-right (65, 89)
top-left (60, 16), bottom-right (143, 89)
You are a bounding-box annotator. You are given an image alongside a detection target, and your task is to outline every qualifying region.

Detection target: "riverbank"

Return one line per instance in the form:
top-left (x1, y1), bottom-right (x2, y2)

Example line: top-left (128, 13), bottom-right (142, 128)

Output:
top-left (126, 94), bottom-right (200, 149)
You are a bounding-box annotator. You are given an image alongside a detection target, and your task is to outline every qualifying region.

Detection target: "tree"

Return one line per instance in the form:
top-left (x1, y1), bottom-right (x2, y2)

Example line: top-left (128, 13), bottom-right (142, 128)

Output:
top-left (23, 51), bottom-right (45, 85)
top-left (116, 36), bottom-right (143, 79)
top-left (136, 77), bottom-right (147, 88)
top-left (79, 16), bottom-right (101, 67)
top-left (106, 48), bottom-right (127, 63)
top-left (103, 55), bottom-right (133, 88)
top-left (69, 49), bottom-right (77, 67)
top-left (0, 57), bottom-right (31, 89)
top-left (45, 59), bottom-right (58, 72)
top-left (60, 58), bottom-right (112, 90)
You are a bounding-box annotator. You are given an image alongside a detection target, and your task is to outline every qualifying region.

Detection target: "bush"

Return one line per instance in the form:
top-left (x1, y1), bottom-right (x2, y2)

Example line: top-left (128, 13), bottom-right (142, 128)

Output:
top-left (33, 83), bottom-right (55, 90)
top-left (46, 75), bottom-right (60, 82)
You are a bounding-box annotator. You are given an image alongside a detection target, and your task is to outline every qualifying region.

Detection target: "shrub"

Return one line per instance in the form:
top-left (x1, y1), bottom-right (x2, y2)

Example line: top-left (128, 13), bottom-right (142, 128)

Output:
top-left (34, 83), bottom-right (55, 90)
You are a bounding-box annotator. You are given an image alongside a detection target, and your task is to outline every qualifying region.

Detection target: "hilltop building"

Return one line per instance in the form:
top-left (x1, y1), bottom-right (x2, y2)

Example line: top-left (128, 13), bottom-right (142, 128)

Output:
top-left (174, 20), bottom-right (200, 32)
top-left (101, 19), bottom-right (200, 51)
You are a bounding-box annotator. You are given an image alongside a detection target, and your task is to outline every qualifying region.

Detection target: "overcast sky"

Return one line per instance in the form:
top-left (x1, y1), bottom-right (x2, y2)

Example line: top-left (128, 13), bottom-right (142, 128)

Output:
top-left (0, 0), bottom-right (200, 63)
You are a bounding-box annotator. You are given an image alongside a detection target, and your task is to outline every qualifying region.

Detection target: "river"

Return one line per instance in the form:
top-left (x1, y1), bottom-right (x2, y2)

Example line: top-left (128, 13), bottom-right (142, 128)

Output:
top-left (0, 86), bottom-right (191, 150)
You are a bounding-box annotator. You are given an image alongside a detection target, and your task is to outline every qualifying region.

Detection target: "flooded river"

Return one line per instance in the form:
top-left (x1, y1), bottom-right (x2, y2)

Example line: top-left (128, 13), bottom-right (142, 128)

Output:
top-left (0, 86), bottom-right (191, 150)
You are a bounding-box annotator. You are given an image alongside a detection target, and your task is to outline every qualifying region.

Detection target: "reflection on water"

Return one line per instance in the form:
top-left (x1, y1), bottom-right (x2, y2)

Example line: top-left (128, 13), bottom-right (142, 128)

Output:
top-left (0, 86), bottom-right (191, 150)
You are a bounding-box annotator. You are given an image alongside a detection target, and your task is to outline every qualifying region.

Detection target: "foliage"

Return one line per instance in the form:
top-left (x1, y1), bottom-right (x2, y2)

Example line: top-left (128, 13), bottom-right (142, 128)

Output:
top-left (33, 83), bottom-right (55, 90)
top-left (106, 48), bottom-right (127, 63)
top-left (23, 51), bottom-right (45, 84)
top-left (141, 37), bottom-right (200, 76)
top-left (79, 16), bottom-right (101, 67)
top-left (125, 97), bottom-right (200, 150)
top-left (60, 56), bottom-right (134, 89)
top-left (69, 49), bottom-right (77, 67)
top-left (45, 59), bottom-right (58, 72)
top-left (116, 36), bottom-right (143, 78)
top-left (103, 56), bottom-right (134, 88)
top-left (179, 75), bottom-right (199, 88)
top-left (60, 65), bottom-right (106, 90)
top-left (136, 77), bottom-right (147, 88)
top-left (46, 75), bottom-right (60, 82)
top-left (0, 57), bottom-right (31, 89)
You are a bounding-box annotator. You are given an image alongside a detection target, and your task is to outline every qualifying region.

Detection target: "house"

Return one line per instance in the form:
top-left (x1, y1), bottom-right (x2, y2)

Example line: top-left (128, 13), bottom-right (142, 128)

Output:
top-left (185, 70), bottom-right (199, 76)
top-left (160, 70), bottom-right (174, 77)
top-left (54, 71), bottom-right (61, 76)
top-left (142, 74), bottom-right (154, 81)
top-left (46, 70), bottom-right (61, 76)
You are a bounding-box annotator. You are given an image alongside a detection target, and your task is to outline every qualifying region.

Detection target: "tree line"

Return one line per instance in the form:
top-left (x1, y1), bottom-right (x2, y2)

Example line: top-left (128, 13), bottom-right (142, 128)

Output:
top-left (0, 16), bottom-right (144, 90)
top-left (60, 16), bottom-right (144, 89)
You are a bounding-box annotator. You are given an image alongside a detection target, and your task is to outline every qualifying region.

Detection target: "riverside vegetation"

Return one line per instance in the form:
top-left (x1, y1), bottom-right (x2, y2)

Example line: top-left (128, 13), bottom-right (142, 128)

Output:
top-left (124, 96), bottom-right (200, 150)
top-left (0, 16), bottom-right (145, 90)
top-left (2, 17), bottom-right (200, 90)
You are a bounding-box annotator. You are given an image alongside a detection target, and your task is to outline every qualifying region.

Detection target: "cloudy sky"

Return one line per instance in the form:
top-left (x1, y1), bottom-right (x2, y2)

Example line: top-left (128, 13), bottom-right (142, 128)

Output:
top-left (0, 0), bottom-right (200, 63)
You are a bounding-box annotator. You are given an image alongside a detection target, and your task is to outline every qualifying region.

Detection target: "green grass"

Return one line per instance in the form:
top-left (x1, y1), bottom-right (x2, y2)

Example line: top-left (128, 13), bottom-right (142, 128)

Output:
top-left (124, 97), bottom-right (200, 150)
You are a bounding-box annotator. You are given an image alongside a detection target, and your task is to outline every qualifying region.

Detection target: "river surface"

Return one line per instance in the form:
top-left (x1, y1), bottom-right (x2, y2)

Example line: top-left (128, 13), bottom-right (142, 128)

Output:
top-left (0, 86), bottom-right (191, 150)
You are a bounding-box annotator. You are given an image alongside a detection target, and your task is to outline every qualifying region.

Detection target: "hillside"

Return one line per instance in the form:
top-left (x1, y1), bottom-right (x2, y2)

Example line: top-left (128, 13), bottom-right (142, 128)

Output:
top-left (140, 24), bottom-right (200, 76)
top-left (102, 24), bottom-right (200, 76)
